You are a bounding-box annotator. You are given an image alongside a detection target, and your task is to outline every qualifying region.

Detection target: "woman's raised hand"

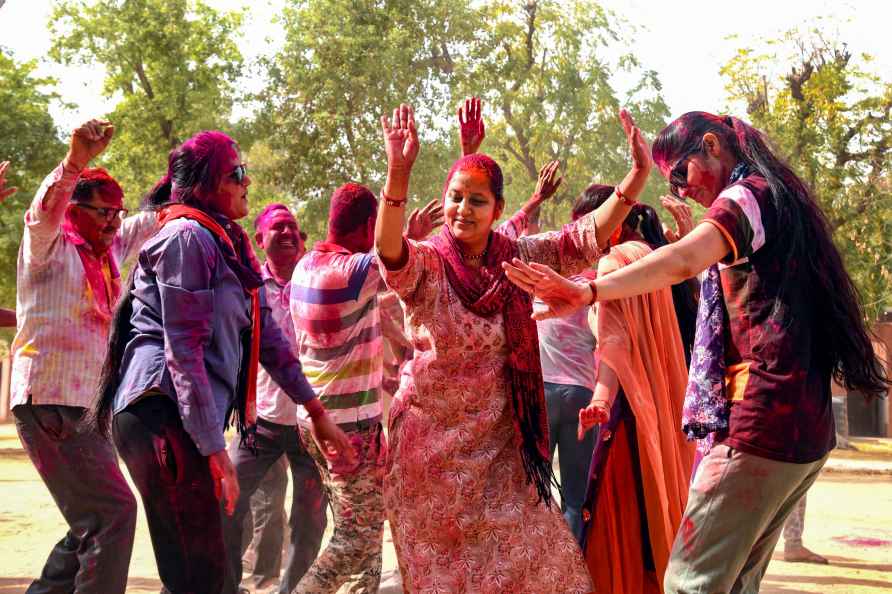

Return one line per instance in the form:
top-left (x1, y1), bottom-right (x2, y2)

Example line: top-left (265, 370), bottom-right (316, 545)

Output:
top-left (501, 258), bottom-right (591, 320)
top-left (381, 103), bottom-right (419, 176)
top-left (406, 198), bottom-right (445, 240)
top-left (619, 109), bottom-right (651, 173)
top-left (660, 194), bottom-right (694, 242)
top-left (458, 96), bottom-right (485, 156)
top-left (0, 161), bottom-right (17, 202)
top-left (531, 160), bottom-right (563, 206)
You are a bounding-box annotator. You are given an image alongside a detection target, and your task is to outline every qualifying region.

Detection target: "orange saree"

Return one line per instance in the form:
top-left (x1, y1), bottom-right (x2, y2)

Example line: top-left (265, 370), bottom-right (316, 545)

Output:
top-left (582, 241), bottom-right (695, 593)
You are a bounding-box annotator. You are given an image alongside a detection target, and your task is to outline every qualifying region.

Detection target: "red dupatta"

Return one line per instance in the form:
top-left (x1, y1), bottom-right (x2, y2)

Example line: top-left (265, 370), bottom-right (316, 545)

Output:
top-left (430, 226), bottom-right (554, 505)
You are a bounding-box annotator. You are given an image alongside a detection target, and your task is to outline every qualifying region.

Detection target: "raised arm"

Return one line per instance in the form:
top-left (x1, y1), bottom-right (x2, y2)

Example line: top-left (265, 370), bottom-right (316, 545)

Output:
top-left (661, 194), bottom-right (694, 243)
top-left (458, 96), bottom-right (485, 157)
top-left (496, 160), bottom-right (563, 240)
top-left (503, 221), bottom-right (730, 319)
top-left (376, 103), bottom-right (420, 269)
top-left (0, 161), bottom-right (18, 202)
top-left (24, 120), bottom-right (114, 262)
top-left (588, 109), bottom-right (652, 249)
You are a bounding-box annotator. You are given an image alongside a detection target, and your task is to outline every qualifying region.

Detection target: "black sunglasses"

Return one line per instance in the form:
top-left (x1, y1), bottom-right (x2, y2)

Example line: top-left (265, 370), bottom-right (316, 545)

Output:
top-left (668, 147), bottom-right (700, 198)
top-left (229, 163), bottom-right (249, 184)
top-left (76, 203), bottom-right (129, 220)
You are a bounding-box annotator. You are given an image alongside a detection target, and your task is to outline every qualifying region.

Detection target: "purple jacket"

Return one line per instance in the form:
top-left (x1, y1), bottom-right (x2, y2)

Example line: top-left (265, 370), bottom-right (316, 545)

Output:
top-left (113, 218), bottom-right (316, 455)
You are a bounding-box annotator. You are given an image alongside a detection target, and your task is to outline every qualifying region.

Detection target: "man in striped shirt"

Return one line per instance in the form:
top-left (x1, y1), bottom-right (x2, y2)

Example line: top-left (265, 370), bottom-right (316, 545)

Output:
top-left (290, 183), bottom-right (441, 593)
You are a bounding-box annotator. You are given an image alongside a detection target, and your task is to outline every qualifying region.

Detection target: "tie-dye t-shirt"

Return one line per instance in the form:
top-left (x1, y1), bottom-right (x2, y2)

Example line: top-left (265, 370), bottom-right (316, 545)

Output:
top-left (703, 175), bottom-right (835, 463)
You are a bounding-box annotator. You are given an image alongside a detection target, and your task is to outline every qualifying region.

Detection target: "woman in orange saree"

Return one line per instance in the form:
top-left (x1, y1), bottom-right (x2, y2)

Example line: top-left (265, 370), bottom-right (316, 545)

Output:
top-left (577, 203), bottom-right (695, 593)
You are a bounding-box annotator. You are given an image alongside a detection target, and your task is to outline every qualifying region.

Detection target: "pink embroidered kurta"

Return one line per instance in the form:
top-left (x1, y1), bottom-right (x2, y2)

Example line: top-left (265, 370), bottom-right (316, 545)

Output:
top-left (380, 214), bottom-right (601, 594)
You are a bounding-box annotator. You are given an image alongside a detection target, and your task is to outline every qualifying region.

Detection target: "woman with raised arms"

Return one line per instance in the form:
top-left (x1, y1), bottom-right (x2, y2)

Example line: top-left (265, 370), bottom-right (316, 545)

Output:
top-left (374, 102), bottom-right (650, 592)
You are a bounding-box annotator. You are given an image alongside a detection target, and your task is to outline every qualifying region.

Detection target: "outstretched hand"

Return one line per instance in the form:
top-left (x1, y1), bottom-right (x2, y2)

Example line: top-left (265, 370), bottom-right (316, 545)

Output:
top-left (406, 198), bottom-right (444, 240)
top-left (578, 399), bottom-right (610, 441)
top-left (619, 109), bottom-right (651, 172)
top-left (501, 258), bottom-right (591, 320)
top-left (0, 161), bottom-right (17, 202)
top-left (660, 194), bottom-right (694, 243)
top-left (65, 118), bottom-right (114, 171)
top-left (531, 160), bottom-right (563, 206)
top-left (381, 104), bottom-right (419, 174)
top-left (458, 96), bottom-right (485, 156)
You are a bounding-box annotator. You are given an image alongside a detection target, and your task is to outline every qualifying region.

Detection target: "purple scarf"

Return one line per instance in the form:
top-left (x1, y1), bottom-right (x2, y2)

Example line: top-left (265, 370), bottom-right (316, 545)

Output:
top-left (681, 162), bottom-right (751, 451)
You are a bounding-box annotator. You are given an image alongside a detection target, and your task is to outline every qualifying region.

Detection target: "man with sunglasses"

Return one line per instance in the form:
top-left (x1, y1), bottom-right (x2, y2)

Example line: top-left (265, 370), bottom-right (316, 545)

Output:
top-left (10, 119), bottom-right (158, 594)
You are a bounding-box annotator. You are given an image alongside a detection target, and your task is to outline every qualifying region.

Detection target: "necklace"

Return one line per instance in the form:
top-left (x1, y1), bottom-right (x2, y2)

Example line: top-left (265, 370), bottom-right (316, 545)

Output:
top-left (462, 248), bottom-right (487, 262)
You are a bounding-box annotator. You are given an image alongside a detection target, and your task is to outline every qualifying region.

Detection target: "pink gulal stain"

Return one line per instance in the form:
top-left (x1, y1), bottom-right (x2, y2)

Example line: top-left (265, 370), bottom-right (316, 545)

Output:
top-left (832, 535), bottom-right (892, 547)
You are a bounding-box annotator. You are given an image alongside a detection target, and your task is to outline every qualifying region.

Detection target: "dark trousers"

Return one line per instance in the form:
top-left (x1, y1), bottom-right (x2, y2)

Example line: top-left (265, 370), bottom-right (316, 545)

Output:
top-left (222, 418), bottom-right (328, 594)
top-left (241, 454), bottom-right (288, 583)
top-left (113, 395), bottom-right (226, 594)
top-left (13, 403), bottom-right (137, 594)
top-left (544, 382), bottom-right (597, 540)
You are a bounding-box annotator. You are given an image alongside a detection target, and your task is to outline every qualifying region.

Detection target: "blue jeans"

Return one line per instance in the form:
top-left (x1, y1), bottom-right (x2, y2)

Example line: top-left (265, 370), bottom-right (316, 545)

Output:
top-left (544, 382), bottom-right (597, 540)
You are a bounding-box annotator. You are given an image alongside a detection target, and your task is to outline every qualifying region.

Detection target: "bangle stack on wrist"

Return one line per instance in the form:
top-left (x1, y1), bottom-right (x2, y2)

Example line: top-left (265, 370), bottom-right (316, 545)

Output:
top-left (380, 190), bottom-right (407, 208)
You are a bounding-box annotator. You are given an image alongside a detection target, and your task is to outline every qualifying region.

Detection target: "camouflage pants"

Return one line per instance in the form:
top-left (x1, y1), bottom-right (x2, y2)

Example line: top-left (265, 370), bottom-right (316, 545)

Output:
top-left (782, 494), bottom-right (807, 548)
top-left (294, 424), bottom-right (386, 594)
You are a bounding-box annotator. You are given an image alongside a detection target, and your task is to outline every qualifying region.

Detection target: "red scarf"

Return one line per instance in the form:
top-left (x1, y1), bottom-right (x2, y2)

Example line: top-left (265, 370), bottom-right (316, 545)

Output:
top-left (61, 219), bottom-right (121, 321)
top-left (430, 227), bottom-right (554, 505)
top-left (158, 204), bottom-right (261, 440)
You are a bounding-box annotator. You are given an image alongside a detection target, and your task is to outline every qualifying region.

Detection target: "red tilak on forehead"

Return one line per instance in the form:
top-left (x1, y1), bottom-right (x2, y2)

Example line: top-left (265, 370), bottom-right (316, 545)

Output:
top-left (442, 153), bottom-right (503, 200)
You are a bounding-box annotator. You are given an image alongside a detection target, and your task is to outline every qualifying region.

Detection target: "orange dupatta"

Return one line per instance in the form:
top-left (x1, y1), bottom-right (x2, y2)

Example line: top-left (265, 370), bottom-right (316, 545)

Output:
top-left (584, 241), bottom-right (695, 593)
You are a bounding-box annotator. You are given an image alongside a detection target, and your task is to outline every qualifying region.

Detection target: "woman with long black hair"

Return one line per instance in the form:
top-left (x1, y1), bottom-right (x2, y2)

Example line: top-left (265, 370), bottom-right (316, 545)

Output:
top-left (94, 130), bottom-right (352, 594)
top-left (503, 111), bottom-right (889, 593)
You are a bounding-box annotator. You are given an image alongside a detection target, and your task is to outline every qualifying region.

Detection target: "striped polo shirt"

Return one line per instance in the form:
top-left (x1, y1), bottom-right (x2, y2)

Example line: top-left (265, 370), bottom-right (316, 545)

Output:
top-left (291, 242), bottom-right (384, 427)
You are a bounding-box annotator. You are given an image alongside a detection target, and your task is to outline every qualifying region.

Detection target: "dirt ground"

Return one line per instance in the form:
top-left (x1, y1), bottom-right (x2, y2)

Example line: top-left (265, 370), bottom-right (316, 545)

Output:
top-left (1, 423), bottom-right (890, 594)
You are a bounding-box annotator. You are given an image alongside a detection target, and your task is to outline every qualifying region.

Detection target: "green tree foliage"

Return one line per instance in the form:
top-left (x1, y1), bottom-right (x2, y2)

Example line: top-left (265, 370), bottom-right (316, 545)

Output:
top-left (457, 0), bottom-right (669, 228)
top-left (254, 0), bottom-right (669, 240)
top-left (722, 28), bottom-right (892, 319)
top-left (254, 0), bottom-right (475, 240)
top-left (0, 48), bottom-right (65, 308)
top-left (49, 0), bottom-right (244, 203)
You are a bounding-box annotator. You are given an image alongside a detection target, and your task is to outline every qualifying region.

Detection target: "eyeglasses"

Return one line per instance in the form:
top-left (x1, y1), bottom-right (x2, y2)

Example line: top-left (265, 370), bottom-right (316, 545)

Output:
top-left (75, 203), bottom-right (129, 221)
top-left (229, 163), bottom-right (249, 184)
top-left (668, 147), bottom-right (700, 198)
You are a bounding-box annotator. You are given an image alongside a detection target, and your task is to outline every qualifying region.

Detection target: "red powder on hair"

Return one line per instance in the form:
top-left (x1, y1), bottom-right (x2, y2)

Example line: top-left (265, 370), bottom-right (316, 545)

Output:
top-left (328, 183), bottom-right (376, 237)
top-left (74, 167), bottom-right (124, 206)
top-left (442, 153), bottom-right (504, 201)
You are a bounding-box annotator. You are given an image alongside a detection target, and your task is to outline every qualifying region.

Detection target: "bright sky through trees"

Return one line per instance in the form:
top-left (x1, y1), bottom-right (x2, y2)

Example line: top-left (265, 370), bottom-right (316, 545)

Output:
top-left (2, 0), bottom-right (891, 130)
